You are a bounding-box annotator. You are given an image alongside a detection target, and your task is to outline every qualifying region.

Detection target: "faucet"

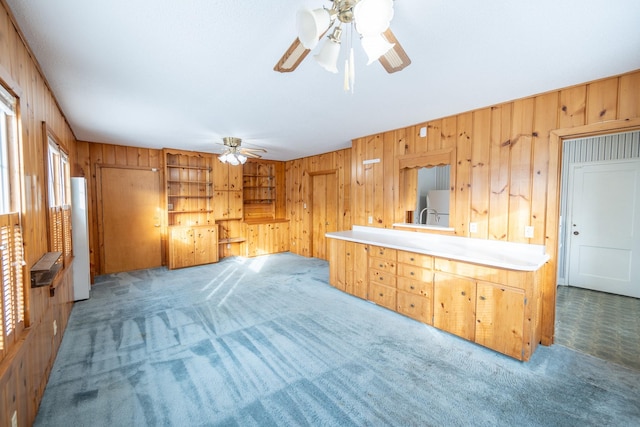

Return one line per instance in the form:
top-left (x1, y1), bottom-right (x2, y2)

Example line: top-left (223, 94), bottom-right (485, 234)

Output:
top-left (419, 207), bottom-right (439, 225)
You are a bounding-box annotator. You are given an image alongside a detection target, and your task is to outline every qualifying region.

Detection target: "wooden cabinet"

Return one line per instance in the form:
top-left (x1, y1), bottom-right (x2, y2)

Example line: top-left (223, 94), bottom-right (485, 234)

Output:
top-left (164, 149), bottom-right (219, 269)
top-left (244, 220), bottom-right (290, 257)
top-left (164, 149), bottom-right (214, 227)
top-left (168, 225), bottom-right (218, 269)
top-left (329, 240), bottom-right (369, 299)
top-left (433, 258), bottom-right (541, 361)
top-left (396, 251), bottom-right (433, 324)
top-left (326, 237), bottom-right (543, 361)
top-left (243, 161), bottom-right (276, 220)
top-left (212, 160), bottom-right (243, 220)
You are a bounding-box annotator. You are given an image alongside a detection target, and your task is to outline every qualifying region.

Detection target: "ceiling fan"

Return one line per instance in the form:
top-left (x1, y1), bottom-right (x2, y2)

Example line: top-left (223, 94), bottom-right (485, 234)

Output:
top-left (274, 0), bottom-right (411, 76)
top-left (218, 137), bottom-right (266, 165)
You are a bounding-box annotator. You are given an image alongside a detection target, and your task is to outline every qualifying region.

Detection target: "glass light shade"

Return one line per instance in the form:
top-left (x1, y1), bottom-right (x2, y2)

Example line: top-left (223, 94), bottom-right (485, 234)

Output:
top-left (296, 8), bottom-right (330, 50)
top-left (361, 33), bottom-right (395, 65)
top-left (354, 0), bottom-right (394, 35)
top-left (238, 154), bottom-right (247, 165)
top-left (314, 36), bottom-right (341, 73)
top-left (219, 153), bottom-right (229, 163)
top-left (228, 155), bottom-right (239, 166)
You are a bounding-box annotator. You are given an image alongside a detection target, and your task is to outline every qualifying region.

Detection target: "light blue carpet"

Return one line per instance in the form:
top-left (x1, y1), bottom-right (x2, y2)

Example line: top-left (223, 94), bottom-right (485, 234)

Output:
top-left (35, 253), bottom-right (640, 426)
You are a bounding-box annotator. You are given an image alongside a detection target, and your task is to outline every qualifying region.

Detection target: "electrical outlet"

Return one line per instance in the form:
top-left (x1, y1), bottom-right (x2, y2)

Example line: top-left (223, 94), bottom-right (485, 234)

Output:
top-left (12, 410), bottom-right (17, 427)
top-left (368, 216), bottom-right (373, 224)
top-left (53, 320), bottom-right (57, 336)
top-left (469, 222), bottom-right (478, 233)
top-left (524, 226), bottom-right (534, 238)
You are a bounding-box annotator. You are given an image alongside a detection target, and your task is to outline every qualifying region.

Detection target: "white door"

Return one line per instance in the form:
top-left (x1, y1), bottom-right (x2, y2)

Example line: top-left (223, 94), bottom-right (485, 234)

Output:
top-left (567, 159), bottom-right (640, 298)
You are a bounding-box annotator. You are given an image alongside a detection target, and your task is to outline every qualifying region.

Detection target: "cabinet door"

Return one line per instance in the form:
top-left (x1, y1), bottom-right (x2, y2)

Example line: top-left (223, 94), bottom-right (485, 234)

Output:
top-left (168, 226), bottom-right (194, 269)
top-left (351, 243), bottom-right (369, 299)
top-left (476, 281), bottom-right (525, 360)
top-left (329, 239), bottom-right (345, 290)
top-left (194, 226), bottom-right (218, 266)
top-left (228, 165), bottom-right (242, 190)
top-left (433, 272), bottom-right (476, 341)
top-left (213, 191), bottom-right (229, 219)
top-left (228, 190), bottom-right (243, 219)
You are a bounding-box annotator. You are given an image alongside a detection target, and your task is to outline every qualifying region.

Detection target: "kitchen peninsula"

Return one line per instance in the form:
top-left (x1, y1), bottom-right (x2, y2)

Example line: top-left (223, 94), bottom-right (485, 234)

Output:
top-left (327, 226), bottom-right (549, 361)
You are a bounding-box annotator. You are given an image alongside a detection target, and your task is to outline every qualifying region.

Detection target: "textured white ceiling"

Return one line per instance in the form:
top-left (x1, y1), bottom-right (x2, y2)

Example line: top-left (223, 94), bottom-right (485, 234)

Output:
top-left (5, 0), bottom-right (640, 160)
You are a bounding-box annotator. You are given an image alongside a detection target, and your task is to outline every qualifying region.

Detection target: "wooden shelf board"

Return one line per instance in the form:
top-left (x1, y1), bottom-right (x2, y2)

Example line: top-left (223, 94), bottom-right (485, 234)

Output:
top-left (219, 237), bottom-right (246, 244)
top-left (166, 164), bottom-right (211, 171)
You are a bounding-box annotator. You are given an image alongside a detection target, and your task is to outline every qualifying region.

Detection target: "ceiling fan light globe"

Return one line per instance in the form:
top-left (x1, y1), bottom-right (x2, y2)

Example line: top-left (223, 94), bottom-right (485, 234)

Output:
top-left (361, 33), bottom-right (395, 65)
top-left (296, 8), bottom-right (330, 50)
top-left (314, 38), bottom-right (341, 73)
top-left (354, 0), bottom-right (394, 35)
top-left (219, 153), bottom-right (228, 163)
top-left (238, 154), bottom-right (247, 164)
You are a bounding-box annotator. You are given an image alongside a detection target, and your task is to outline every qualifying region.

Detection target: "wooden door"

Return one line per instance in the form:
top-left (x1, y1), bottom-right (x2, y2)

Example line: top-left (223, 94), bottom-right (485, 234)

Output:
top-left (433, 272), bottom-right (476, 341)
top-left (567, 159), bottom-right (640, 298)
top-left (311, 172), bottom-right (338, 260)
top-left (99, 167), bottom-right (162, 273)
top-left (475, 281), bottom-right (525, 360)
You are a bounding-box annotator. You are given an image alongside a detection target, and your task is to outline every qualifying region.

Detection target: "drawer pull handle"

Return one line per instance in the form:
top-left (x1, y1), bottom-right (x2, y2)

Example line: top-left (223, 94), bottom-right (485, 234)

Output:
top-left (410, 304), bottom-right (415, 308)
top-left (379, 293), bottom-right (384, 297)
top-left (410, 257), bottom-right (415, 261)
top-left (461, 291), bottom-right (466, 296)
top-left (479, 295), bottom-right (486, 301)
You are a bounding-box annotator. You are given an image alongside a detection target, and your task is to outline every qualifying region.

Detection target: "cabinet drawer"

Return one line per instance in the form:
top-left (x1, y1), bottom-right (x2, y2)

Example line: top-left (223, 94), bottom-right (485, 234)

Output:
top-left (397, 276), bottom-right (431, 297)
top-left (397, 251), bottom-right (433, 268)
top-left (397, 291), bottom-right (432, 324)
top-left (434, 258), bottom-right (531, 290)
top-left (369, 269), bottom-right (397, 287)
top-left (369, 245), bottom-right (397, 262)
top-left (369, 282), bottom-right (397, 311)
top-left (397, 263), bottom-right (432, 282)
top-left (368, 256), bottom-right (397, 274)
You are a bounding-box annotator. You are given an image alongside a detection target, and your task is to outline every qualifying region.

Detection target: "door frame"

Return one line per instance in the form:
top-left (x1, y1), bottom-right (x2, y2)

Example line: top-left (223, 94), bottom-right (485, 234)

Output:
top-left (95, 164), bottom-right (163, 274)
top-left (544, 118), bottom-right (640, 345)
top-left (309, 169), bottom-right (338, 259)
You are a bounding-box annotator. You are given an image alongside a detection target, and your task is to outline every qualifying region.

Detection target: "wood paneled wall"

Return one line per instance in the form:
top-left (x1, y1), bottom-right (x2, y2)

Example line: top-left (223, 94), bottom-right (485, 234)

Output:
top-left (0, 2), bottom-right (77, 425)
top-left (285, 149), bottom-right (351, 257)
top-left (74, 141), bottom-right (162, 277)
top-left (296, 70), bottom-right (640, 347)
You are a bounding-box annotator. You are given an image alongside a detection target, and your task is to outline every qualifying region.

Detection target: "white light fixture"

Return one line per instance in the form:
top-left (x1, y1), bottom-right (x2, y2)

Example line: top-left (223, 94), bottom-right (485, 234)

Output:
top-left (218, 137), bottom-right (265, 165)
top-left (298, 0), bottom-right (395, 91)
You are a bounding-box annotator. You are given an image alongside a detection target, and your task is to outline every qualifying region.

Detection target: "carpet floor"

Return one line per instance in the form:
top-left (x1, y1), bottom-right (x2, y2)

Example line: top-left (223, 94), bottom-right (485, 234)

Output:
top-left (35, 253), bottom-right (640, 426)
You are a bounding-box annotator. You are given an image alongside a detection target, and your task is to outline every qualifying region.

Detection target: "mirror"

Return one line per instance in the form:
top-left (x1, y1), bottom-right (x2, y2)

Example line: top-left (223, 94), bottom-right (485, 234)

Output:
top-left (398, 148), bottom-right (456, 229)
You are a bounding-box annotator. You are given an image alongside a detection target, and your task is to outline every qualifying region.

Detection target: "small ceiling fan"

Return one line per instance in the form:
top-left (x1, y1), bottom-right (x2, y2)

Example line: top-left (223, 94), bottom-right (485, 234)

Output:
top-left (218, 137), bottom-right (266, 165)
top-left (274, 0), bottom-right (411, 75)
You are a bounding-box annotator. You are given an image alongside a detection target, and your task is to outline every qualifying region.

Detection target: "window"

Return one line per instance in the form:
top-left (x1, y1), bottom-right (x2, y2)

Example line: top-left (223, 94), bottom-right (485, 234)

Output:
top-left (46, 132), bottom-right (72, 263)
top-left (0, 83), bottom-right (24, 360)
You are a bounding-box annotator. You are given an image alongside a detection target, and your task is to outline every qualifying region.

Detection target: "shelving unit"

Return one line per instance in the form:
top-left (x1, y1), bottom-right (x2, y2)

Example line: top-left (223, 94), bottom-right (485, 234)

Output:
top-left (243, 161), bottom-right (276, 220)
top-left (164, 149), bottom-right (218, 269)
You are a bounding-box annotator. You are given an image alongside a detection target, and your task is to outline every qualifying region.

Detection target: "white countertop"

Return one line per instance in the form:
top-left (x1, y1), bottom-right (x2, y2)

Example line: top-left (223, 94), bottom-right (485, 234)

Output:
top-left (326, 226), bottom-right (549, 271)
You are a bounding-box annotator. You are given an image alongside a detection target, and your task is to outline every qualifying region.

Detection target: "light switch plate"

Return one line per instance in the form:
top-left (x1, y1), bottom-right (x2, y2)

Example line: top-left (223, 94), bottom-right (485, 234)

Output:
top-left (469, 222), bottom-right (478, 233)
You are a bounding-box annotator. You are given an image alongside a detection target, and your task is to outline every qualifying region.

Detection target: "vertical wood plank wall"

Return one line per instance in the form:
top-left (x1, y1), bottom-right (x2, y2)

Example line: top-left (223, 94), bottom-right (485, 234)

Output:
top-left (0, 2), bottom-right (77, 426)
top-left (285, 149), bottom-right (351, 257)
top-left (75, 141), bottom-right (162, 276)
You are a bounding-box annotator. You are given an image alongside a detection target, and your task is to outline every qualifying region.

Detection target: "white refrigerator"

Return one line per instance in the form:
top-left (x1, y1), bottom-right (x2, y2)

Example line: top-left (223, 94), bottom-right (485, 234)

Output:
top-left (71, 177), bottom-right (91, 300)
